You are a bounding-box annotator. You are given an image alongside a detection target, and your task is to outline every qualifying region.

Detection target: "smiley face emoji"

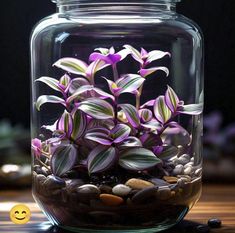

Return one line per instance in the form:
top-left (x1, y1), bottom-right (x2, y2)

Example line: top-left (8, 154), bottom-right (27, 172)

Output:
top-left (10, 204), bottom-right (31, 224)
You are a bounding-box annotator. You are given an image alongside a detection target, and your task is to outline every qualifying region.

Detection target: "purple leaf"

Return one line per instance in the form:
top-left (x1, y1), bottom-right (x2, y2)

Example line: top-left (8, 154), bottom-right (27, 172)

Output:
top-left (87, 119), bottom-right (115, 130)
top-left (119, 104), bottom-right (140, 128)
top-left (71, 109), bottom-right (87, 141)
top-left (67, 85), bottom-right (115, 103)
top-left (35, 95), bottom-right (66, 111)
top-left (139, 67), bottom-right (169, 78)
top-left (53, 57), bottom-right (88, 75)
top-left (123, 45), bottom-right (143, 65)
top-left (178, 103), bottom-right (203, 115)
top-left (165, 85), bottom-right (180, 113)
top-left (146, 50), bottom-right (171, 64)
top-left (140, 133), bottom-right (163, 149)
top-left (51, 144), bottom-right (78, 176)
top-left (35, 76), bottom-right (61, 92)
top-left (110, 124), bottom-right (131, 144)
top-left (57, 110), bottom-right (73, 138)
top-left (69, 78), bottom-right (90, 94)
top-left (117, 48), bottom-right (131, 60)
top-left (118, 136), bottom-right (142, 149)
top-left (119, 148), bottom-right (162, 171)
top-left (85, 127), bottom-right (112, 145)
top-left (139, 108), bottom-right (153, 123)
top-left (140, 99), bottom-right (155, 108)
top-left (102, 77), bottom-right (122, 95)
top-left (78, 98), bottom-right (115, 120)
top-left (141, 119), bottom-right (162, 131)
top-left (87, 145), bottom-right (117, 174)
top-left (86, 59), bottom-right (108, 78)
top-left (154, 96), bottom-right (172, 124)
top-left (116, 74), bottom-right (145, 95)
top-left (59, 74), bottom-right (71, 92)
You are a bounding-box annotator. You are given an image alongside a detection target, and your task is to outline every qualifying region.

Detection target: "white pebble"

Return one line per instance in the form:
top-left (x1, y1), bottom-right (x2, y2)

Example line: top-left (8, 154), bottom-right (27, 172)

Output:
top-left (112, 184), bottom-right (132, 196)
top-left (184, 165), bottom-right (193, 175)
top-left (172, 164), bottom-right (184, 175)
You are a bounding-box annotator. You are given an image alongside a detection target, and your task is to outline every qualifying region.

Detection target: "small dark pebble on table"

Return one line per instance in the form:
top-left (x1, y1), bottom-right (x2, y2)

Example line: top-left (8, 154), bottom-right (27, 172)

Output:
top-left (196, 225), bottom-right (210, 233)
top-left (208, 218), bottom-right (222, 228)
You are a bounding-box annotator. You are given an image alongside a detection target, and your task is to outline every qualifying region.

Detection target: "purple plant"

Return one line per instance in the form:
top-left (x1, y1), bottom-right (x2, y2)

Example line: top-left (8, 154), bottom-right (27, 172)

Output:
top-left (33, 45), bottom-right (203, 176)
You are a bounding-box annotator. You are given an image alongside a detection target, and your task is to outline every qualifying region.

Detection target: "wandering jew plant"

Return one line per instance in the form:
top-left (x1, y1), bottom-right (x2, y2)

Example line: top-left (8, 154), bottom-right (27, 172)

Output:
top-left (33, 45), bottom-right (203, 176)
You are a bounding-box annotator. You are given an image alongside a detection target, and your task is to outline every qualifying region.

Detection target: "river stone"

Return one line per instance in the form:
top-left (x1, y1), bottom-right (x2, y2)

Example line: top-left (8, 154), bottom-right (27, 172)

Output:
top-left (207, 218), bottom-right (222, 228)
top-left (41, 166), bottom-right (50, 176)
top-left (132, 186), bottom-right (158, 204)
top-left (163, 176), bottom-right (178, 184)
top-left (184, 165), bottom-right (193, 175)
top-left (66, 179), bottom-right (84, 192)
top-left (100, 194), bottom-right (124, 206)
top-left (76, 184), bottom-right (100, 202)
top-left (44, 175), bottom-right (66, 195)
top-left (172, 164), bottom-right (184, 176)
top-left (178, 154), bottom-right (191, 165)
top-left (195, 168), bottom-right (202, 176)
top-left (99, 185), bottom-right (113, 194)
top-left (112, 184), bottom-right (132, 196)
top-left (125, 178), bottom-right (154, 190)
top-left (156, 187), bottom-right (171, 200)
top-left (150, 178), bottom-right (170, 187)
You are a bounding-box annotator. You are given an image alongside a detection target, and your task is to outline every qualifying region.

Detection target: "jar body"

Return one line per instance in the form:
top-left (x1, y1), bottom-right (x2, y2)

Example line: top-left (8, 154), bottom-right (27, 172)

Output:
top-left (31, 5), bottom-right (203, 232)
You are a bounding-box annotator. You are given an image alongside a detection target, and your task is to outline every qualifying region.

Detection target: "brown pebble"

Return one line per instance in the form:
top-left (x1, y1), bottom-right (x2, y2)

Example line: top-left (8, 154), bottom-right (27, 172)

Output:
top-left (100, 194), bottom-right (124, 206)
top-left (125, 178), bottom-right (154, 190)
top-left (163, 176), bottom-right (178, 184)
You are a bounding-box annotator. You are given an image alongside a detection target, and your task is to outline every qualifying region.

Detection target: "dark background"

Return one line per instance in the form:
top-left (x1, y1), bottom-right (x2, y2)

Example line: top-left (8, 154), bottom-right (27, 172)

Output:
top-left (0, 0), bottom-right (234, 128)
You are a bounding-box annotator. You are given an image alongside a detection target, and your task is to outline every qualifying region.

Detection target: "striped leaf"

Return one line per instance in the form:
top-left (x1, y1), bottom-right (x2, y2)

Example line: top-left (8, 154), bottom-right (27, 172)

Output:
top-left (69, 78), bottom-right (90, 94)
top-left (71, 109), bottom-right (87, 141)
top-left (178, 103), bottom-right (203, 115)
top-left (110, 124), bottom-right (131, 143)
top-left (87, 145), bottom-right (117, 174)
top-left (35, 76), bottom-right (61, 92)
top-left (119, 104), bottom-right (140, 128)
top-left (157, 145), bottom-right (178, 160)
top-left (53, 57), bottom-right (88, 75)
top-left (146, 50), bottom-right (171, 64)
top-left (116, 74), bottom-right (145, 95)
top-left (78, 98), bottom-right (115, 120)
top-left (154, 96), bottom-right (172, 124)
top-left (85, 127), bottom-right (112, 145)
top-left (139, 108), bottom-right (153, 123)
top-left (123, 45), bottom-right (143, 65)
top-left (51, 144), bottom-right (77, 176)
top-left (119, 148), bottom-right (161, 171)
top-left (86, 59), bottom-right (108, 78)
top-left (139, 67), bottom-right (169, 78)
top-left (35, 95), bottom-right (65, 111)
top-left (165, 86), bottom-right (180, 113)
top-left (57, 110), bottom-right (73, 137)
top-left (118, 136), bottom-right (142, 149)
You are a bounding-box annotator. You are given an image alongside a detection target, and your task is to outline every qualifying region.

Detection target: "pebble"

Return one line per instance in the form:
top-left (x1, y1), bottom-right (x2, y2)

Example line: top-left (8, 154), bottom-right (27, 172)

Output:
top-left (196, 224), bottom-right (210, 233)
top-left (195, 168), bottom-right (202, 177)
top-left (177, 178), bottom-right (185, 188)
top-left (76, 184), bottom-right (100, 202)
top-left (150, 178), bottom-right (170, 187)
top-left (163, 176), bottom-right (178, 184)
top-left (99, 185), bottom-right (113, 194)
top-left (156, 187), bottom-right (172, 200)
top-left (66, 179), bottom-right (84, 192)
top-left (177, 154), bottom-right (191, 165)
top-left (132, 186), bottom-right (158, 204)
top-left (184, 165), bottom-right (193, 175)
top-left (44, 175), bottom-right (66, 195)
top-left (125, 178), bottom-right (154, 190)
top-left (41, 166), bottom-right (50, 176)
top-left (207, 218), bottom-right (222, 228)
top-left (112, 184), bottom-right (132, 196)
top-left (172, 164), bottom-right (184, 175)
top-left (100, 194), bottom-right (124, 206)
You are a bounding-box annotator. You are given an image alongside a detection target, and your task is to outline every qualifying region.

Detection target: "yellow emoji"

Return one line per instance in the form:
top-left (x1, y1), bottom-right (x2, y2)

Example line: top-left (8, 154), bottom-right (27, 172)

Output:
top-left (10, 204), bottom-right (31, 224)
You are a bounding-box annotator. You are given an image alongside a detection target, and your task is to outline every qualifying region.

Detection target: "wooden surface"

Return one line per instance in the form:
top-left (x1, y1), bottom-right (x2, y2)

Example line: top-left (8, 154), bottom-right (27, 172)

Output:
top-left (0, 185), bottom-right (234, 232)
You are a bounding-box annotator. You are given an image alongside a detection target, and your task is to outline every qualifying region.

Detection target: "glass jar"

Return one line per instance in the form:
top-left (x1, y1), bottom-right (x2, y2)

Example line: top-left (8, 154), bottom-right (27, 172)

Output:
top-left (31, 0), bottom-right (203, 232)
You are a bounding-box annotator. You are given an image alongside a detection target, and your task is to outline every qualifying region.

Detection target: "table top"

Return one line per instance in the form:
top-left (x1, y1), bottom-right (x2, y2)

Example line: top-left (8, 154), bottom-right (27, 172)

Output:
top-left (0, 184), bottom-right (234, 233)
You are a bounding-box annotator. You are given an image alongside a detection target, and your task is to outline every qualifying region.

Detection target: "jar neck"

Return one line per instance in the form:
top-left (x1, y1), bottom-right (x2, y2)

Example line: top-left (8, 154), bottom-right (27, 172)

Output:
top-left (54, 1), bottom-right (179, 16)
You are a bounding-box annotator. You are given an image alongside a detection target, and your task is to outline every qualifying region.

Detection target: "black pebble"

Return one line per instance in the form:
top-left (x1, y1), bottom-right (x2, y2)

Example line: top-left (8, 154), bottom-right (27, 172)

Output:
top-left (196, 225), bottom-right (210, 233)
top-left (208, 218), bottom-right (222, 228)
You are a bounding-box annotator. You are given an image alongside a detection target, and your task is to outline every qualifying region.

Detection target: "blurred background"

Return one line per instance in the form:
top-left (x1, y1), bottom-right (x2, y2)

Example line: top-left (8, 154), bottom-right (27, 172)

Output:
top-left (0, 0), bottom-right (235, 188)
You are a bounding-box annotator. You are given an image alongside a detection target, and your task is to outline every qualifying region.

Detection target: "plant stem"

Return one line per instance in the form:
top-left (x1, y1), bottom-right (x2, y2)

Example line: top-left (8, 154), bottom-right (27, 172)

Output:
top-left (136, 84), bottom-right (144, 110)
top-left (36, 157), bottom-right (50, 170)
top-left (114, 96), bottom-right (118, 124)
top-left (112, 64), bottom-right (119, 82)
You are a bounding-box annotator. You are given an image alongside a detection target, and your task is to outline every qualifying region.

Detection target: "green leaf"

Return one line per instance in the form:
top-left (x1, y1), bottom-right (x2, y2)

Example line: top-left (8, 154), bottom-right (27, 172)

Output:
top-left (88, 145), bottom-right (117, 174)
top-left (179, 103), bottom-right (203, 115)
top-left (119, 148), bottom-right (162, 171)
top-left (35, 95), bottom-right (65, 111)
top-left (51, 144), bottom-right (77, 176)
top-left (78, 98), bottom-right (114, 120)
top-left (35, 76), bottom-right (61, 92)
top-left (157, 145), bottom-right (178, 160)
top-left (119, 104), bottom-right (140, 128)
top-left (165, 85), bottom-right (179, 113)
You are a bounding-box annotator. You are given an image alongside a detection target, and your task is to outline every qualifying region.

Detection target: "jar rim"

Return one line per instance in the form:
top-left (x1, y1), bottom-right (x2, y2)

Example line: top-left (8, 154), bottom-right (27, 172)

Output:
top-left (52, 0), bottom-right (181, 3)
